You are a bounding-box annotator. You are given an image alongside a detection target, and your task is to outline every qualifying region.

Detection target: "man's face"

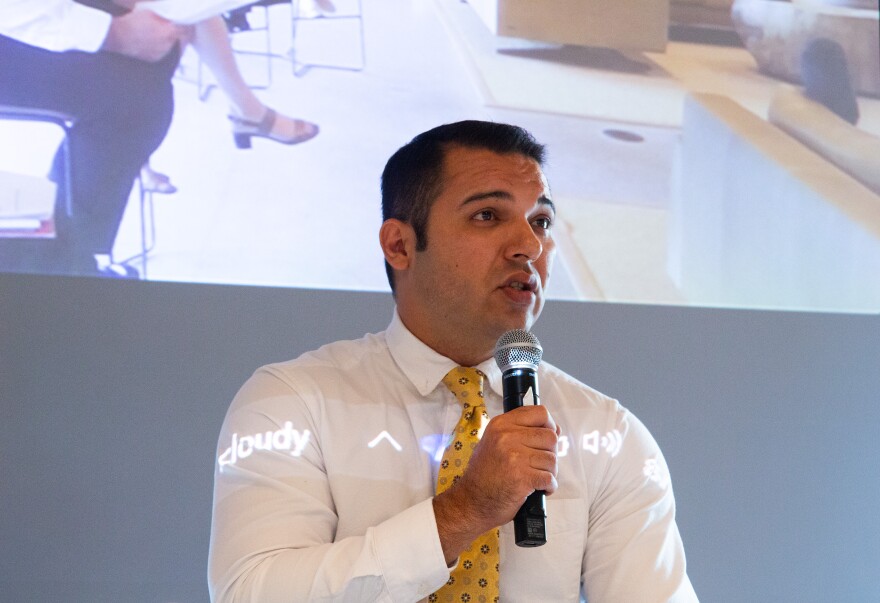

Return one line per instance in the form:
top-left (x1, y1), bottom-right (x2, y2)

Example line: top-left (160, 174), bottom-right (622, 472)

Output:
top-left (397, 145), bottom-right (556, 364)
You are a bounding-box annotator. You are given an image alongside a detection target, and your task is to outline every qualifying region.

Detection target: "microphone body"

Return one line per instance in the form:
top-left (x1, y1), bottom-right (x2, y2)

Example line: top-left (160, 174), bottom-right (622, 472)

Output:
top-left (495, 330), bottom-right (547, 548)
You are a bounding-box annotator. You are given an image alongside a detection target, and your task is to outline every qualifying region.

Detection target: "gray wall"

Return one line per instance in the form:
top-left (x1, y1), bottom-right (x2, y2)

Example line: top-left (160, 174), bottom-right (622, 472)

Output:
top-left (1, 273), bottom-right (877, 602)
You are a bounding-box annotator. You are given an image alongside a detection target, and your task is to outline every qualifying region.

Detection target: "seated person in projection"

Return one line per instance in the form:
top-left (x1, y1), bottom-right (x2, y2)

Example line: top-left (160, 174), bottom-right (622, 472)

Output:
top-left (119, 4), bottom-right (320, 193)
top-left (139, 9), bottom-right (320, 193)
top-left (208, 120), bottom-right (698, 602)
top-left (0, 0), bottom-right (187, 278)
top-left (123, 6), bottom-right (320, 150)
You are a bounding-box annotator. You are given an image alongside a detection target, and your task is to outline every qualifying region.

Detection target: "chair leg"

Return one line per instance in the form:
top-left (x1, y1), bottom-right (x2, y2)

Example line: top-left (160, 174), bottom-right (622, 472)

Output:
top-left (290, 0), bottom-right (366, 77)
top-left (60, 126), bottom-right (74, 217)
top-left (138, 180), bottom-right (155, 279)
top-left (112, 177), bottom-right (155, 278)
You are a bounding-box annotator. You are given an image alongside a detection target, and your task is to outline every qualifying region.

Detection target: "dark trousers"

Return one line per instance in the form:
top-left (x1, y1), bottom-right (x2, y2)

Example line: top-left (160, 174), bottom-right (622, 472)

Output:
top-left (0, 24), bottom-right (178, 275)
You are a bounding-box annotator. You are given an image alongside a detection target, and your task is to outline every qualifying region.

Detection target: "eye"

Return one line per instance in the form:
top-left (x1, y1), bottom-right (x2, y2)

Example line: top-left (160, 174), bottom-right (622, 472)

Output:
top-left (473, 209), bottom-right (497, 221)
top-left (533, 215), bottom-right (553, 230)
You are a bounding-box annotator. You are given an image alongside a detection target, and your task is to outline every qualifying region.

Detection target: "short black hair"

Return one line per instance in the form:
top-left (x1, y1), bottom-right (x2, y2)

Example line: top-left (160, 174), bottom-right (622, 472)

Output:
top-left (380, 120), bottom-right (546, 292)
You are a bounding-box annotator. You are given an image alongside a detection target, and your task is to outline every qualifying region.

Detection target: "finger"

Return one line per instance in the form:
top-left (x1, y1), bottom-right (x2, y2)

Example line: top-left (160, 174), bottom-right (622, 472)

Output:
top-left (523, 426), bottom-right (558, 452)
top-left (529, 449), bottom-right (558, 474)
top-left (529, 468), bottom-right (558, 494)
top-left (507, 405), bottom-right (556, 430)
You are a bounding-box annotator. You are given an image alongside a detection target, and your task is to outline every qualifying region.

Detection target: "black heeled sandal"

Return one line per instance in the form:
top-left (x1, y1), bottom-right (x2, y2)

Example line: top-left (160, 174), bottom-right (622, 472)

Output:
top-left (229, 108), bottom-right (319, 149)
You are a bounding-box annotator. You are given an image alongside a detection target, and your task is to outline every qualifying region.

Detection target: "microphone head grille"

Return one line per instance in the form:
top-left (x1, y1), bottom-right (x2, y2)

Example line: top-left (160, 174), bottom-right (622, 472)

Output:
top-left (494, 329), bottom-right (543, 371)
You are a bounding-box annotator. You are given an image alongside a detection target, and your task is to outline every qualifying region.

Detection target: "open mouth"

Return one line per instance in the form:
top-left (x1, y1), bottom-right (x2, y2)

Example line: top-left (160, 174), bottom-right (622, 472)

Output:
top-left (505, 276), bottom-right (537, 293)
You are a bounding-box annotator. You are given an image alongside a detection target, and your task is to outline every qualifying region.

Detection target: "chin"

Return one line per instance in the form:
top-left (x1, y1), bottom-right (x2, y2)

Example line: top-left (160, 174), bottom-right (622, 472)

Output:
top-left (494, 314), bottom-right (537, 338)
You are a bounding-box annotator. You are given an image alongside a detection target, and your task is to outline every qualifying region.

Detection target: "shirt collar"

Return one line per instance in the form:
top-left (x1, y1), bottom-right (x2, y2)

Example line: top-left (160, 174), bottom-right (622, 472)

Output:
top-left (386, 309), bottom-right (504, 399)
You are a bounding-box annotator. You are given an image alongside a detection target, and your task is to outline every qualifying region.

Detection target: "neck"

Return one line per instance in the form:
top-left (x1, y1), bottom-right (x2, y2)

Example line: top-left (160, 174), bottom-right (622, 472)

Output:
top-left (396, 309), bottom-right (492, 368)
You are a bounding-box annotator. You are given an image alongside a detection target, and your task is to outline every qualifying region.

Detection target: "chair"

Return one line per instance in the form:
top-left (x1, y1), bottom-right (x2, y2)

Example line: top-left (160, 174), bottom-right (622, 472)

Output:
top-left (0, 105), bottom-right (74, 233)
top-left (0, 105), bottom-right (156, 277)
top-left (290, 0), bottom-right (365, 77)
top-left (110, 176), bottom-right (157, 279)
top-left (186, 0), bottom-right (365, 102)
top-left (193, 1), bottom-right (283, 101)
top-left (222, 0), bottom-right (365, 77)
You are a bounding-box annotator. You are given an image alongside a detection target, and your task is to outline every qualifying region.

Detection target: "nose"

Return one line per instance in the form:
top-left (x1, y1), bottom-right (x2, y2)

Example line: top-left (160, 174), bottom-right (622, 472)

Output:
top-left (507, 217), bottom-right (543, 263)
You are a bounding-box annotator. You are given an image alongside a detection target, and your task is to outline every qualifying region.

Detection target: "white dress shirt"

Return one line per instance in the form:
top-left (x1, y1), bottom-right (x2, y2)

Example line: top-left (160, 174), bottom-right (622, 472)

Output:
top-left (0, 0), bottom-right (111, 52)
top-left (208, 310), bottom-right (698, 602)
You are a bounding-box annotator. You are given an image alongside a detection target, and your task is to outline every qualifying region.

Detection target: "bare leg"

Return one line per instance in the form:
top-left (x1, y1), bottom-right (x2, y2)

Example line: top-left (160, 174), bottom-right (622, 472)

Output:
top-left (192, 16), bottom-right (316, 143)
top-left (192, 16), bottom-right (264, 119)
top-left (110, 4), bottom-right (260, 118)
top-left (141, 161), bottom-right (177, 194)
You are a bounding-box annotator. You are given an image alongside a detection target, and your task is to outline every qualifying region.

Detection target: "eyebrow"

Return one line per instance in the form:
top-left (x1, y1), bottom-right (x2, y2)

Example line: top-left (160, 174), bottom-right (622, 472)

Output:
top-left (460, 190), bottom-right (556, 214)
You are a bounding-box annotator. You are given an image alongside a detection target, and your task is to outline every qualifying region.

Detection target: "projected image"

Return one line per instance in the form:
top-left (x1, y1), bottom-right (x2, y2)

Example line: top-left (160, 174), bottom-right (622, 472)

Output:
top-left (1, 0), bottom-right (878, 313)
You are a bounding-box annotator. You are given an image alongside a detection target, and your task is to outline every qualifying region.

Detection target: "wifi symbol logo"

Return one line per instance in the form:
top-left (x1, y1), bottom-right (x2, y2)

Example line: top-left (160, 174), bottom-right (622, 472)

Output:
top-left (600, 430), bottom-right (623, 457)
top-left (582, 429), bottom-right (624, 457)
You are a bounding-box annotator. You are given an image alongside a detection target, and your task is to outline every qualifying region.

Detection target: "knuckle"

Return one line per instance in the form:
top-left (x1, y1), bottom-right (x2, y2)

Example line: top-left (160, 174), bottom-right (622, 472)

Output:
top-left (530, 450), bottom-right (551, 469)
top-left (535, 472), bottom-right (553, 491)
top-left (529, 427), bottom-right (556, 449)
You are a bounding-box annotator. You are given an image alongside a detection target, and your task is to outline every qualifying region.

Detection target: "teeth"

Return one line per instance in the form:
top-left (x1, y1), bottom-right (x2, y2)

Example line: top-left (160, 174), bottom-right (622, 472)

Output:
top-left (510, 282), bottom-right (526, 291)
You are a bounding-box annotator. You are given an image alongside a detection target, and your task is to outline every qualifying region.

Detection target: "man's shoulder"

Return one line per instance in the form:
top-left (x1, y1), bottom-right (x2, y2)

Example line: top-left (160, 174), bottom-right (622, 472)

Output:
top-left (538, 361), bottom-right (623, 414)
top-left (261, 330), bottom-right (391, 380)
top-left (228, 331), bottom-right (395, 414)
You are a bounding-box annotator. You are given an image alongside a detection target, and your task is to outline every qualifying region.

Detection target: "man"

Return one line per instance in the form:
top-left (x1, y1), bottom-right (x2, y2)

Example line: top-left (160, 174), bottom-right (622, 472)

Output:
top-left (208, 121), bottom-right (698, 601)
top-left (0, 0), bottom-right (187, 277)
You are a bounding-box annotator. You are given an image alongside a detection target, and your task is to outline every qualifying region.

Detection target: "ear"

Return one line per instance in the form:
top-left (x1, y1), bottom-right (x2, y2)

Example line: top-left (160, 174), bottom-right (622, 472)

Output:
top-left (379, 218), bottom-right (416, 272)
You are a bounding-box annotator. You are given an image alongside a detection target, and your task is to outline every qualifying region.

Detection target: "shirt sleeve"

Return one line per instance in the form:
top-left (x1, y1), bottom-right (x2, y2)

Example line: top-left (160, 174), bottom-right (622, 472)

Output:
top-left (207, 368), bottom-right (451, 603)
top-left (0, 0), bottom-right (112, 52)
top-left (582, 408), bottom-right (699, 602)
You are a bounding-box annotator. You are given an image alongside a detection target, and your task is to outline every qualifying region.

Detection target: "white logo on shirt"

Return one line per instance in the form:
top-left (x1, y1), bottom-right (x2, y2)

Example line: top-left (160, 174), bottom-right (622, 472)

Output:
top-left (643, 456), bottom-right (670, 489)
top-left (582, 429), bottom-right (624, 457)
top-left (368, 431), bottom-right (403, 451)
top-left (217, 421), bottom-right (311, 471)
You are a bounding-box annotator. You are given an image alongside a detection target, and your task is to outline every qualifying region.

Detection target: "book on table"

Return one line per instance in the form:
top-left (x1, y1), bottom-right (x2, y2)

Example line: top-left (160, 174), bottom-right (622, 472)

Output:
top-left (0, 171), bottom-right (56, 239)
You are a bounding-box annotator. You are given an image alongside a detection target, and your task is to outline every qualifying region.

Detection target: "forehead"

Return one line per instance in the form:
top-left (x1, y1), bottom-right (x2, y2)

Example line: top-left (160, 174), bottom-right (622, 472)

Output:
top-left (437, 145), bottom-right (549, 200)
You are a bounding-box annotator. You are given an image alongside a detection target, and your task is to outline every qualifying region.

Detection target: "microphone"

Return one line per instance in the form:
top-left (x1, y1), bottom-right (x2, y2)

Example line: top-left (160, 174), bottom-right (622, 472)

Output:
top-left (494, 329), bottom-right (547, 547)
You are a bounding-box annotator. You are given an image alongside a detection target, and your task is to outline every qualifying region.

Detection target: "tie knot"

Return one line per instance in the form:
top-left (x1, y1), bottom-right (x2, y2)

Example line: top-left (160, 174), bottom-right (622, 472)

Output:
top-left (442, 367), bottom-right (486, 406)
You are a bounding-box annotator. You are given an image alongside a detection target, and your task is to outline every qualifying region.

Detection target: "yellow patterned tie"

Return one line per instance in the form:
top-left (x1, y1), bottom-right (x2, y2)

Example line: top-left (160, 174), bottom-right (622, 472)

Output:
top-left (431, 367), bottom-right (500, 603)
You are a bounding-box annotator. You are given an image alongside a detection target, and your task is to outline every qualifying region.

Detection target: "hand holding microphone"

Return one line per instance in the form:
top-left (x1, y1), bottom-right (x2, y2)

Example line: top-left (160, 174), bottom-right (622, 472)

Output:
top-left (434, 330), bottom-right (557, 562)
top-left (494, 329), bottom-right (551, 547)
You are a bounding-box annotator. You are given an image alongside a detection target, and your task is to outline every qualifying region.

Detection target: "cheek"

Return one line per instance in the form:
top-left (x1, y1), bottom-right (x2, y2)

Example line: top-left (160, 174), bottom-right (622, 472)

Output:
top-left (432, 249), bottom-right (479, 293)
top-left (452, 244), bottom-right (490, 274)
top-left (539, 243), bottom-right (556, 282)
